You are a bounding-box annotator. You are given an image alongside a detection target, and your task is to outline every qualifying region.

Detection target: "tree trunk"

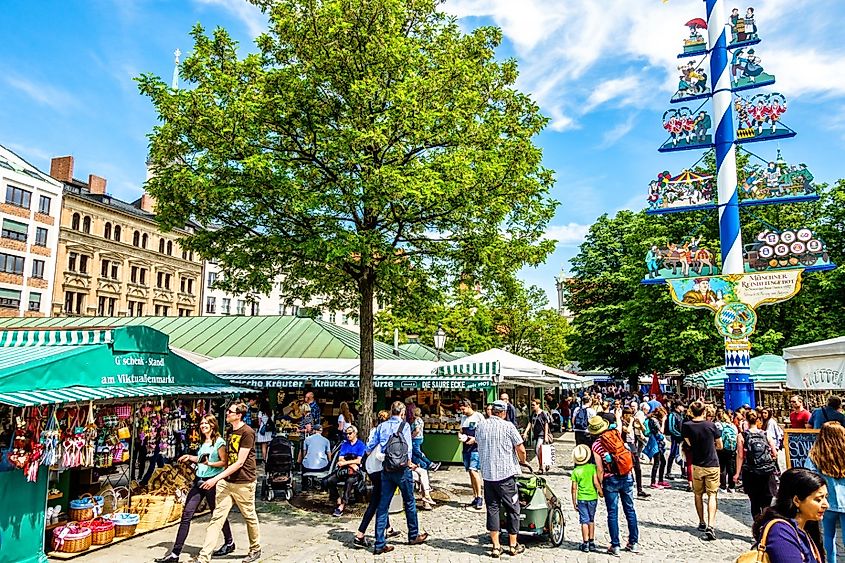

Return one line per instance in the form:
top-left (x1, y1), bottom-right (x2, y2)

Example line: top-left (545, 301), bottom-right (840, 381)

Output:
top-left (358, 272), bottom-right (375, 438)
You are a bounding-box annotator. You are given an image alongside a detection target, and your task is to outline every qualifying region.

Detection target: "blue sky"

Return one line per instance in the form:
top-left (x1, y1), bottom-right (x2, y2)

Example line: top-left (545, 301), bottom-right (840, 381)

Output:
top-left (2, 0), bottom-right (844, 304)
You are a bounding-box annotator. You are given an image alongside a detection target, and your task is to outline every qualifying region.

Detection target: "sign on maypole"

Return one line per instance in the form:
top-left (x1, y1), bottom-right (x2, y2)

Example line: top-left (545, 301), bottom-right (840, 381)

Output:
top-left (642, 2), bottom-right (835, 410)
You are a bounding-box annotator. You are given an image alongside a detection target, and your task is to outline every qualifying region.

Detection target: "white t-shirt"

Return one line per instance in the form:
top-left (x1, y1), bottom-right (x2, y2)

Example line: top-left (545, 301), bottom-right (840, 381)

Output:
top-left (302, 433), bottom-right (331, 470)
top-left (338, 413), bottom-right (349, 431)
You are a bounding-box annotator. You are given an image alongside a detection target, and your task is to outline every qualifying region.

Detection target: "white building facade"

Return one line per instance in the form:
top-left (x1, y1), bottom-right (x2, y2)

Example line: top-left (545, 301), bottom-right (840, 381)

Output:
top-left (201, 261), bottom-right (365, 331)
top-left (0, 145), bottom-right (63, 317)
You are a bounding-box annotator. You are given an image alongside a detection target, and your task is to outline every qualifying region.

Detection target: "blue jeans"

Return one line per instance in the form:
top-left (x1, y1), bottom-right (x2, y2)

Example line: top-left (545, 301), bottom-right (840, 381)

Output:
top-left (822, 509), bottom-right (845, 563)
top-left (412, 438), bottom-right (432, 470)
top-left (602, 474), bottom-right (639, 548)
top-left (375, 469), bottom-right (419, 550)
top-left (666, 436), bottom-right (682, 476)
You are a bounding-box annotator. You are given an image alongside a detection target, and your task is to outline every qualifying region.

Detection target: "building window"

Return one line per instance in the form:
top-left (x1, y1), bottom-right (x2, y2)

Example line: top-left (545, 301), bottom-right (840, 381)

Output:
top-left (68, 252), bottom-right (77, 272)
top-left (155, 304), bottom-right (170, 316)
top-left (189, 251), bottom-right (194, 261)
top-left (104, 222), bottom-right (112, 239)
top-left (236, 300), bottom-right (246, 315)
top-left (28, 291), bottom-right (41, 312)
top-left (97, 296), bottom-right (116, 316)
top-left (329, 311), bottom-right (337, 324)
top-left (180, 277), bottom-right (194, 294)
top-left (222, 298), bottom-right (230, 315)
top-left (141, 233), bottom-right (148, 249)
top-left (279, 303), bottom-right (285, 315)
top-left (79, 255), bottom-right (89, 274)
top-left (0, 252), bottom-right (24, 275)
top-left (178, 307), bottom-right (191, 317)
top-left (133, 230), bottom-right (140, 247)
top-left (35, 227), bottom-right (48, 247)
top-left (6, 185), bottom-right (31, 209)
top-left (159, 238), bottom-right (165, 253)
top-left (82, 216), bottom-right (91, 234)
top-left (101, 260), bottom-right (119, 280)
top-left (166, 241), bottom-right (173, 256)
top-left (32, 259), bottom-right (45, 279)
top-left (206, 296), bottom-right (216, 314)
top-left (130, 266), bottom-right (147, 285)
top-left (182, 249), bottom-right (188, 260)
top-left (250, 302), bottom-right (259, 316)
top-left (38, 195), bottom-right (50, 215)
top-left (0, 288), bottom-right (21, 309)
top-left (113, 225), bottom-right (121, 241)
top-left (165, 273), bottom-right (171, 289)
top-left (187, 278), bottom-right (193, 294)
top-left (127, 300), bottom-right (144, 316)
top-left (1, 219), bottom-right (27, 242)
top-left (64, 291), bottom-right (84, 315)
top-left (71, 213), bottom-right (81, 230)
top-left (207, 271), bottom-right (217, 287)
top-left (101, 260), bottom-right (110, 278)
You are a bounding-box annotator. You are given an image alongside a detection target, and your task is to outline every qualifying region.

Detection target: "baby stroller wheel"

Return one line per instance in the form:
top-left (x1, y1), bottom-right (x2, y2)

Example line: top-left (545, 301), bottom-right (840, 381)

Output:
top-left (284, 489), bottom-right (293, 501)
top-left (266, 488), bottom-right (275, 501)
top-left (548, 506), bottom-right (565, 546)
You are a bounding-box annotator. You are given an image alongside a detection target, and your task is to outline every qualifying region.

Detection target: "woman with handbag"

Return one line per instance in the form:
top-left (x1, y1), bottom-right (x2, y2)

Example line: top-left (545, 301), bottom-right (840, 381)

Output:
top-left (621, 407), bottom-right (649, 498)
top-left (804, 421), bottom-right (845, 563)
top-left (741, 467), bottom-right (826, 563)
top-left (256, 400), bottom-right (274, 464)
top-left (155, 414), bottom-right (234, 563)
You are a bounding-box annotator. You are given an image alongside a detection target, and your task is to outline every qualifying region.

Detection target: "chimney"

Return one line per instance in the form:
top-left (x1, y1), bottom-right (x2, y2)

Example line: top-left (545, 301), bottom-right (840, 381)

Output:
top-left (88, 174), bottom-right (107, 195)
top-left (139, 193), bottom-right (156, 213)
top-left (50, 156), bottom-right (74, 182)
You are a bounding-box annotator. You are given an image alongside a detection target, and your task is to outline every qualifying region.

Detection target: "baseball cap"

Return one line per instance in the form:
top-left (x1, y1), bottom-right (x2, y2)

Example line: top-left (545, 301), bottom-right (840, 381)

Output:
top-left (491, 400), bottom-right (508, 411)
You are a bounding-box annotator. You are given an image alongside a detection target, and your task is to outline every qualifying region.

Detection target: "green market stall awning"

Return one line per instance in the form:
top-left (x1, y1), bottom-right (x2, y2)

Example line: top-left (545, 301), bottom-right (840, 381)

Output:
top-left (684, 354), bottom-right (787, 391)
top-left (0, 326), bottom-right (248, 407)
top-left (201, 357), bottom-right (499, 390)
top-left (436, 348), bottom-right (587, 388)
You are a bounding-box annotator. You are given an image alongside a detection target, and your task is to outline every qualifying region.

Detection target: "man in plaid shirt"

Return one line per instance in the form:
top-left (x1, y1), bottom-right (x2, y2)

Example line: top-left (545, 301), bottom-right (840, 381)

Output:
top-left (475, 400), bottom-right (527, 558)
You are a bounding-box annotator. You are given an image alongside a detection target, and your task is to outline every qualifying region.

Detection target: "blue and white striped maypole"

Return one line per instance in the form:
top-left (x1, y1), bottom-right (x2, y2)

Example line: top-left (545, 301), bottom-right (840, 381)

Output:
top-left (705, 0), bottom-right (753, 409)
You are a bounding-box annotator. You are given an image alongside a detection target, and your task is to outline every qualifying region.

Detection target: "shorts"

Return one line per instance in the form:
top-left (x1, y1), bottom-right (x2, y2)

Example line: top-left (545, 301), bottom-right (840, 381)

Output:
top-left (577, 499), bottom-right (598, 525)
top-left (463, 450), bottom-right (480, 472)
top-left (692, 465), bottom-right (720, 495)
top-left (535, 437), bottom-right (544, 453)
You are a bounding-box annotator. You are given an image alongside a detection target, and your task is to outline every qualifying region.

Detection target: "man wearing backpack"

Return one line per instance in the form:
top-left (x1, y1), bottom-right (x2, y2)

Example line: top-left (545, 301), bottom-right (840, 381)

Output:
top-left (665, 402), bottom-right (685, 480)
top-left (572, 397), bottom-right (596, 446)
top-left (682, 401), bottom-right (723, 541)
top-left (366, 401), bottom-right (429, 555)
top-left (589, 415), bottom-right (639, 556)
top-left (733, 409), bottom-right (778, 518)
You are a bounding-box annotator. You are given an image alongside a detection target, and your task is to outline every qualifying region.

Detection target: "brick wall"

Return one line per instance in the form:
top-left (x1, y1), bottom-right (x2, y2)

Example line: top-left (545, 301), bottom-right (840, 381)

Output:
top-left (31, 245), bottom-right (51, 257)
top-left (0, 238), bottom-right (26, 252)
top-left (50, 156), bottom-right (74, 182)
top-left (0, 273), bottom-right (23, 285)
top-left (34, 213), bottom-right (54, 226)
top-left (0, 204), bottom-right (30, 219)
top-left (23, 311), bottom-right (44, 318)
top-left (28, 277), bottom-right (48, 289)
top-left (0, 308), bottom-right (18, 317)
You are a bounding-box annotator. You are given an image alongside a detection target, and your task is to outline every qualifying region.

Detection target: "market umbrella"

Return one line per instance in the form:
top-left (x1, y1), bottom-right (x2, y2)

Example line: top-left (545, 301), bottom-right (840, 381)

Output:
top-left (685, 18), bottom-right (707, 29)
top-left (649, 371), bottom-right (663, 402)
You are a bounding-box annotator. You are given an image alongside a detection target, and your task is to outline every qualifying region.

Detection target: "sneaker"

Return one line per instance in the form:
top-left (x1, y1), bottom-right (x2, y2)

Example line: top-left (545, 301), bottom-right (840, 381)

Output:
top-left (659, 481), bottom-right (671, 488)
top-left (697, 522), bottom-right (707, 532)
top-left (155, 554), bottom-right (180, 563)
top-left (580, 542), bottom-right (589, 553)
top-left (352, 537), bottom-right (372, 549)
top-left (703, 527), bottom-right (717, 541)
top-left (649, 483), bottom-right (662, 489)
top-left (606, 546), bottom-right (621, 556)
top-left (386, 529), bottom-right (402, 539)
top-left (588, 540), bottom-right (598, 552)
top-left (212, 543), bottom-right (235, 557)
top-left (241, 550), bottom-right (262, 563)
top-left (719, 487), bottom-right (727, 493)
top-left (624, 543), bottom-right (640, 553)
top-left (429, 462), bottom-right (441, 472)
top-left (637, 490), bottom-right (651, 498)
top-left (332, 507), bottom-right (344, 517)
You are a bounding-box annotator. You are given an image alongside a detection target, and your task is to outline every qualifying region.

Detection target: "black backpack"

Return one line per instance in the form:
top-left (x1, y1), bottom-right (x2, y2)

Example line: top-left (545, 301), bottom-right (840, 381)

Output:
top-left (574, 407), bottom-right (589, 431)
top-left (743, 431), bottom-right (777, 475)
top-left (382, 422), bottom-right (409, 472)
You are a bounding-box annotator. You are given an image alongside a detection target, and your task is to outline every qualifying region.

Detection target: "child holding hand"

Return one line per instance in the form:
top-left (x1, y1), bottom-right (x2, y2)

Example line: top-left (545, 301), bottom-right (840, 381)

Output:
top-left (571, 444), bottom-right (603, 552)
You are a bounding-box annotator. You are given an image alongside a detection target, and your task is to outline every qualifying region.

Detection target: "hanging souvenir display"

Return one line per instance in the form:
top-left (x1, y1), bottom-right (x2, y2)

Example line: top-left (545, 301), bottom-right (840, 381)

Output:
top-left (40, 407), bottom-right (60, 467)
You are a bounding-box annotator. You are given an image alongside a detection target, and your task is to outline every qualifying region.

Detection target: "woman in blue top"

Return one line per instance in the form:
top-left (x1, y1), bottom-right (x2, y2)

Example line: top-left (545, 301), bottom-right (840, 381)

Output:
top-left (752, 468), bottom-right (826, 563)
top-left (805, 421), bottom-right (845, 563)
top-left (156, 414), bottom-right (234, 562)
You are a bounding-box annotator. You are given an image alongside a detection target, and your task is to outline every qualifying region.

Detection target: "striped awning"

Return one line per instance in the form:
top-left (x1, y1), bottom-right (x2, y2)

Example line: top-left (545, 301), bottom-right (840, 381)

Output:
top-left (224, 373), bottom-right (495, 390)
top-left (0, 329), bottom-right (112, 347)
top-left (0, 384), bottom-right (247, 407)
top-left (436, 360), bottom-right (500, 376)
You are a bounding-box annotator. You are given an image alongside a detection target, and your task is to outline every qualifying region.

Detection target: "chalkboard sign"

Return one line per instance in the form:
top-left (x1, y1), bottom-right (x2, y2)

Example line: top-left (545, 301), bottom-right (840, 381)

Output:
top-left (784, 429), bottom-right (820, 469)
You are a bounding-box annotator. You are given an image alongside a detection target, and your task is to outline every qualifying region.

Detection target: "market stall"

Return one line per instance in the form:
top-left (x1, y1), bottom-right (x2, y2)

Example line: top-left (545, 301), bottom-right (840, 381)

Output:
top-left (784, 336), bottom-right (845, 390)
top-left (0, 327), bottom-right (247, 563)
top-left (202, 357), bottom-right (501, 463)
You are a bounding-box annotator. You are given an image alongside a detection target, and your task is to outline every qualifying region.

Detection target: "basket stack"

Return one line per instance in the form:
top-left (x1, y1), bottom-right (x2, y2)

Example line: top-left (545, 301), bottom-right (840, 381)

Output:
top-left (109, 512), bottom-right (139, 537)
top-left (52, 522), bottom-right (92, 553)
top-left (131, 494), bottom-right (179, 531)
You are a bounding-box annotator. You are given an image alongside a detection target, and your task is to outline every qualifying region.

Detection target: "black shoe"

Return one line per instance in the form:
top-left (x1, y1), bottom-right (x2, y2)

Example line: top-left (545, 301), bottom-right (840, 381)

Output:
top-left (697, 522), bottom-right (707, 532)
top-left (155, 554), bottom-right (180, 563)
top-left (352, 537), bottom-right (372, 549)
top-left (212, 543), bottom-right (236, 557)
top-left (637, 490), bottom-right (650, 498)
top-left (703, 527), bottom-right (716, 541)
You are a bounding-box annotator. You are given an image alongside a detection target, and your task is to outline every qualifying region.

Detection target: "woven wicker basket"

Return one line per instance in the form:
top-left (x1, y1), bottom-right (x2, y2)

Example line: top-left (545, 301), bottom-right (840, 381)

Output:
top-left (85, 517), bottom-right (115, 545)
top-left (109, 512), bottom-right (139, 537)
top-left (131, 494), bottom-right (177, 531)
top-left (52, 523), bottom-right (92, 553)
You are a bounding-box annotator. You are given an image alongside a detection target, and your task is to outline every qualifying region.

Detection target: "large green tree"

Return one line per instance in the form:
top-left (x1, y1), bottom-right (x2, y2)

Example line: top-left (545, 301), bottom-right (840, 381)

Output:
top-left (138, 0), bottom-right (556, 433)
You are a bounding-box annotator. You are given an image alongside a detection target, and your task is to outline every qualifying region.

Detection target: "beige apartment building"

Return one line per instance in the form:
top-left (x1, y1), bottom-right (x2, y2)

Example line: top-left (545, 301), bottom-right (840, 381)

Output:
top-left (48, 156), bottom-right (202, 317)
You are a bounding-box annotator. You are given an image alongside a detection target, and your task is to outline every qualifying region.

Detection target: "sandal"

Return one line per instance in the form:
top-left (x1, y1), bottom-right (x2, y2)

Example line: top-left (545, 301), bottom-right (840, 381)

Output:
top-left (506, 544), bottom-right (525, 555)
top-left (490, 547), bottom-right (502, 558)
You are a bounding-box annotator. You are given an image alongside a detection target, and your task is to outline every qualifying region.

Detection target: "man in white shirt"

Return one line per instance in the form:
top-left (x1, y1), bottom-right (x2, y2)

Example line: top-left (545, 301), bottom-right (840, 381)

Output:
top-left (300, 426), bottom-right (331, 471)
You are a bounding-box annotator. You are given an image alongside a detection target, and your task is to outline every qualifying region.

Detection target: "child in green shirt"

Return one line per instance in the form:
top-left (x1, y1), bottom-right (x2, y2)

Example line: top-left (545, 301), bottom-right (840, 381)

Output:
top-left (571, 444), bottom-right (602, 552)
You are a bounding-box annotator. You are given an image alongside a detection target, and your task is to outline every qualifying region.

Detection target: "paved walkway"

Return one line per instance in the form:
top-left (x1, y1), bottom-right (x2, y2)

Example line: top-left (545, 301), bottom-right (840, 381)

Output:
top-left (70, 434), bottom-right (759, 563)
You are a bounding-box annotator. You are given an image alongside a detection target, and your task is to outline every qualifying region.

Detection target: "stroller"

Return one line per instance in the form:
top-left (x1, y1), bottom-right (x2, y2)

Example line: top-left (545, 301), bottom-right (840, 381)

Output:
top-left (261, 435), bottom-right (295, 501)
top-left (504, 464), bottom-right (565, 546)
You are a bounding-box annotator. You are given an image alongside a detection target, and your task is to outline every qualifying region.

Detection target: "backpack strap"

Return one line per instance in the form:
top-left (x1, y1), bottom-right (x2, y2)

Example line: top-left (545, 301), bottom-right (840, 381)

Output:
top-left (395, 421), bottom-right (406, 437)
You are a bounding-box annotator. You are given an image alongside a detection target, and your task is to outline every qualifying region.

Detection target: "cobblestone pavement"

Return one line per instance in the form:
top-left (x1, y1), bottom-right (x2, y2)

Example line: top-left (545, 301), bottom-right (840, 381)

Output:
top-left (76, 434), bottom-right (761, 563)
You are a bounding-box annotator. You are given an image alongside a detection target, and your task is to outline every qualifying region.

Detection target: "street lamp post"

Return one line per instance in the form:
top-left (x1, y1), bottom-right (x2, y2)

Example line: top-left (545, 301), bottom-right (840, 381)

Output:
top-left (433, 324), bottom-right (447, 362)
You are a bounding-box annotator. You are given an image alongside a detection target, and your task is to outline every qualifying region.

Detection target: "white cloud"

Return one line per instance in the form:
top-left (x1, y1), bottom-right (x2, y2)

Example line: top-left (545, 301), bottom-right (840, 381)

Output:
top-left (545, 222), bottom-right (590, 247)
top-left (194, 0), bottom-right (266, 37)
top-left (583, 76), bottom-right (643, 114)
top-left (598, 114), bottom-right (637, 148)
top-left (4, 75), bottom-right (79, 112)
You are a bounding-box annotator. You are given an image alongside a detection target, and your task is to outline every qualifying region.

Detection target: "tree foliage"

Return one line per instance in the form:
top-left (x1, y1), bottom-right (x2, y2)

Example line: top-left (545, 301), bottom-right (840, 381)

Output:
top-left (138, 0), bottom-right (556, 433)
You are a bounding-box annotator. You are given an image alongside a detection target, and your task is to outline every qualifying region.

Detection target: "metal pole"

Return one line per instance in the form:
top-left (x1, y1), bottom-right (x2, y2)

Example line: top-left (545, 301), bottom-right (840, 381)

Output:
top-left (706, 0), bottom-right (753, 410)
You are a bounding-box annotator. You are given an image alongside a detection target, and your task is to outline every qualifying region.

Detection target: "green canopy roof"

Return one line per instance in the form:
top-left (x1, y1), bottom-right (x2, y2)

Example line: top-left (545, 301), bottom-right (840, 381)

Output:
top-left (398, 342), bottom-right (461, 362)
top-left (0, 326), bottom-right (246, 406)
top-left (684, 354), bottom-right (787, 390)
top-left (0, 316), bottom-right (420, 360)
